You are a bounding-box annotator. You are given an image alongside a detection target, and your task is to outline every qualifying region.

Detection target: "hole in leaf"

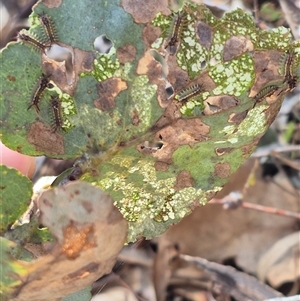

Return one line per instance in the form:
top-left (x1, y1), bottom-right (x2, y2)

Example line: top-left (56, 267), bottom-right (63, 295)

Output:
top-left (140, 141), bottom-right (163, 151)
top-left (94, 35), bottom-right (112, 53)
top-left (46, 44), bottom-right (73, 84)
top-left (200, 60), bottom-right (207, 69)
top-left (165, 82), bottom-right (174, 98)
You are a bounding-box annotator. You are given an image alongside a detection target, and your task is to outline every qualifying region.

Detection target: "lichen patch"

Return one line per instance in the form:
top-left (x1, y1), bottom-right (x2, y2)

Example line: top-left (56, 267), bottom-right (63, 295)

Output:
top-left (117, 44), bottom-right (137, 64)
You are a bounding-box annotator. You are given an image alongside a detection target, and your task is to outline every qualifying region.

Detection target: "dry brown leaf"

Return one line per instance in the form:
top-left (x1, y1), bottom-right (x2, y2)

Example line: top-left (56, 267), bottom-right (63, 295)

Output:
top-left (10, 182), bottom-right (128, 301)
top-left (257, 231), bottom-right (300, 287)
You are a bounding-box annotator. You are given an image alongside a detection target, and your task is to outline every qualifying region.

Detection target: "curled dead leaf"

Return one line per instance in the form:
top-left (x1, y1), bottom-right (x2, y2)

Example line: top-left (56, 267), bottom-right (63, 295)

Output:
top-left (10, 182), bottom-right (127, 301)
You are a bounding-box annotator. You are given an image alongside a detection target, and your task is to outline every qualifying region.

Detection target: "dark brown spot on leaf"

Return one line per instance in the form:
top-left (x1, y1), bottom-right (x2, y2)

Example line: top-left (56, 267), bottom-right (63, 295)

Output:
top-left (203, 95), bottom-right (239, 115)
top-left (94, 78), bottom-right (127, 111)
top-left (82, 201), bottom-right (93, 214)
top-left (121, 0), bottom-right (170, 23)
top-left (137, 51), bottom-right (169, 108)
top-left (152, 118), bottom-right (210, 164)
top-left (143, 24), bottom-right (162, 47)
top-left (63, 262), bottom-right (99, 281)
top-left (131, 109), bottom-right (141, 126)
top-left (214, 163), bottom-right (230, 178)
top-left (228, 110), bottom-right (248, 124)
top-left (223, 36), bottom-right (253, 61)
top-left (7, 75), bottom-right (16, 81)
top-left (117, 44), bottom-right (136, 64)
top-left (250, 50), bottom-right (283, 97)
top-left (27, 121), bottom-right (64, 155)
top-left (195, 22), bottom-right (213, 50)
top-left (167, 55), bottom-right (189, 91)
top-left (174, 170), bottom-right (193, 190)
top-left (154, 161), bottom-right (169, 171)
top-left (42, 198), bottom-right (53, 208)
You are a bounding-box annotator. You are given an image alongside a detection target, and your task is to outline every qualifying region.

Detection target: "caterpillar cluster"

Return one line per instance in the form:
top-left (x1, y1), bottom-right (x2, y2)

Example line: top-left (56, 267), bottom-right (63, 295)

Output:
top-left (27, 73), bottom-right (65, 132)
top-left (17, 12), bottom-right (57, 52)
top-left (20, 13), bottom-right (64, 132)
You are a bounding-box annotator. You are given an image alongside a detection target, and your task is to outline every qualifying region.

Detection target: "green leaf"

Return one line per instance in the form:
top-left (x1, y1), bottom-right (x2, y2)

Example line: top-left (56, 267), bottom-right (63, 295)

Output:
top-left (0, 165), bottom-right (32, 235)
top-left (61, 286), bottom-right (92, 301)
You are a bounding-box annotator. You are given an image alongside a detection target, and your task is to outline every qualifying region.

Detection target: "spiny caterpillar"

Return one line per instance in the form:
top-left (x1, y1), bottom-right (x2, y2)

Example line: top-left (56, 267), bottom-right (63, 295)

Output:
top-left (28, 74), bottom-right (53, 112)
top-left (49, 96), bottom-right (64, 132)
top-left (175, 84), bottom-right (204, 102)
top-left (38, 13), bottom-right (58, 44)
top-left (17, 32), bottom-right (47, 52)
top-left (165, 11), bottom-right (187, 55)
top-left (252, 85), bottom-right (279, 108)
top-left (282, 50), bottom-right (297, 91)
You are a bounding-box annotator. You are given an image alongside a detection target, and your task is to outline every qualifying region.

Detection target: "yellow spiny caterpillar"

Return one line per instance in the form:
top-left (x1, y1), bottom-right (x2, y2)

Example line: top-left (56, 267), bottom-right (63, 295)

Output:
top-left (17, 32), bottom-right (47, 52)
top-left (175, 84), bottom-right (204, 102)
top-left (28, 74), bottom-right (53, 112)
top-left (49, 96), bottom-right (64, 132)
top-left (165, 11), bottom-right (187, 55)
top-left (39, 13), bottom-right (58, 44)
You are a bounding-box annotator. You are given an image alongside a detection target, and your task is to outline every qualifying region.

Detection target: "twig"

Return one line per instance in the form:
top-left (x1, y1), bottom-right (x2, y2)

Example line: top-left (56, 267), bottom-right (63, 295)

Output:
top-left (179, 254), bottom-right (283, 301)
top-left (252, 145), bottom-right (300, 158)
top-left (209, 193), bottom-right (300, 219)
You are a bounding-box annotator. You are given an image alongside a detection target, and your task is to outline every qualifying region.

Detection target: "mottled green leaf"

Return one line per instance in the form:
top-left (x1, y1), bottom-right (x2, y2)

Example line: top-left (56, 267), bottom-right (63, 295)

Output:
top-left (0, 165), bottom-right (32, 235)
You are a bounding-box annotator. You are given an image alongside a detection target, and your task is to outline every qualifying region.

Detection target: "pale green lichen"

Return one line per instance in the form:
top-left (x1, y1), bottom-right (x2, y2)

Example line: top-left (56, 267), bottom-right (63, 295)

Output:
top-left (210, 55), bottom-right (255, 97)
top-left (257, 27), bottom-right (291, 50)
top-left (218, 104), bottom-right (268, 142)
top-left (60, 93), bottom-right (76, 130)
top-left (81, 47), bottom-right (120, 81)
